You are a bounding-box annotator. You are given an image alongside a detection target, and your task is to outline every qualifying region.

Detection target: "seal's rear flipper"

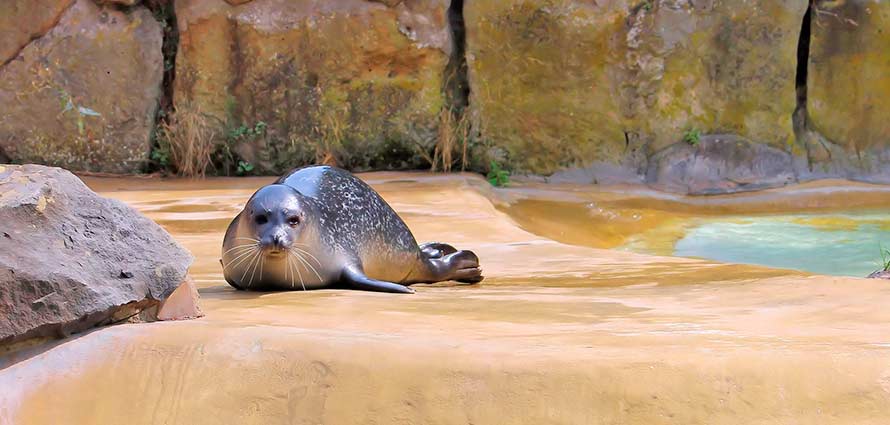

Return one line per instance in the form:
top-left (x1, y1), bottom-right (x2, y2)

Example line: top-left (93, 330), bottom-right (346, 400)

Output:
top-left (342, 267), bottom-right (415, 294)
top-left (419, 242), bottom-right (458, 259)
top-left (446, 250), bottom-right (484, 284)
top-left (411, 250), bottom-right (483, 284)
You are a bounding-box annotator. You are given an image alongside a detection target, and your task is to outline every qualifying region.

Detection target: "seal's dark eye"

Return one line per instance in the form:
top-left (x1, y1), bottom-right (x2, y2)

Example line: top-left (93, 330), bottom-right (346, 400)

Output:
top-left (255, 215), bottom-right (268, 225)
top-left (287, 216), bottom-right (300, 226)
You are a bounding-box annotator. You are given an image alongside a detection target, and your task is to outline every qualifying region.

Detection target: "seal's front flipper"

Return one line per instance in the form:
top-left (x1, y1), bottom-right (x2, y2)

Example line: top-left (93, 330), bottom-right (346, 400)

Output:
top-left (342, 267), bottom-right (415, 294)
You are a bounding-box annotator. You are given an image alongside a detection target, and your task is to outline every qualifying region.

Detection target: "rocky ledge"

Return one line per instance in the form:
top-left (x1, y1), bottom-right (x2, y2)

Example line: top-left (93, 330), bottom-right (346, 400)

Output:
top-left (867, 270), bottom-right (890, 280)
top-left (0, 164), bottom-right (201, 350)
top-left (647, 135), bottom-right (797, 195)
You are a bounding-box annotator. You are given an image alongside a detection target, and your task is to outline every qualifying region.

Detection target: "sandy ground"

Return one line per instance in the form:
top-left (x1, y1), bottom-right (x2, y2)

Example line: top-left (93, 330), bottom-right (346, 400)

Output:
top-left (2, 173), bottom-right (890, 424)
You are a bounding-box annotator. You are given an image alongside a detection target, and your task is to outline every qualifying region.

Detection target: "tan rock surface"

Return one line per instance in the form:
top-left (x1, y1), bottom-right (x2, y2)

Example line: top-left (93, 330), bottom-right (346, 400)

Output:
top-left (2, 173), bottom-right (890, 423)
top-left (157, 278), bottom-right (204, 320)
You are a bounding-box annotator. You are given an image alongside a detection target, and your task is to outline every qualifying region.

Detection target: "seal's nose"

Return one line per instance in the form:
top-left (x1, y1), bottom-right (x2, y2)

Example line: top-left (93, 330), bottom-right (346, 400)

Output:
top-left (259, 234), bottom-right (283, 256)
top-left (265, 233), bottom-right (287, 255)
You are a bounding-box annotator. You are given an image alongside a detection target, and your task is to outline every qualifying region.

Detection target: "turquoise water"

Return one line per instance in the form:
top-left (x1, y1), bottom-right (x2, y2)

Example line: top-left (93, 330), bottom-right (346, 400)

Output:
top-left (674, 213), bottom-right (890, 277)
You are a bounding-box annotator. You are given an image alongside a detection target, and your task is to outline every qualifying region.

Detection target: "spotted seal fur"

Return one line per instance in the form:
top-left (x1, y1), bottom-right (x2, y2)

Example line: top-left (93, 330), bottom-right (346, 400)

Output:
top-left (220, 165), bottom-right (483, 293)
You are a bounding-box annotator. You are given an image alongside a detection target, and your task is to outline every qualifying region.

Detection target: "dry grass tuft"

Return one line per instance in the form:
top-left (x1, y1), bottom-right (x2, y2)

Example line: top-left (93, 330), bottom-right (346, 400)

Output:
top-left (156, 106), bottom-right (217, 177)
top-left (313, 107), bottom-right (348, 167)
top-left (432, 107), bottom-right (471, 172)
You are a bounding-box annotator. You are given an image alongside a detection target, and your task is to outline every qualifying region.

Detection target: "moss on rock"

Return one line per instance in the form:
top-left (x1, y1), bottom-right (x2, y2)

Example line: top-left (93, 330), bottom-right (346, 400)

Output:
top-left (464, 0), bottom-right (807, 175)
top-left (174, 0), bottom-right (451, 174)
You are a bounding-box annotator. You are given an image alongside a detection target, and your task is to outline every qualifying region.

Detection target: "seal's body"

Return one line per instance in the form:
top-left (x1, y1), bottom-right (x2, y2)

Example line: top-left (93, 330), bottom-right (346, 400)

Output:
top-left (221, 166), bottom-right (482, 293)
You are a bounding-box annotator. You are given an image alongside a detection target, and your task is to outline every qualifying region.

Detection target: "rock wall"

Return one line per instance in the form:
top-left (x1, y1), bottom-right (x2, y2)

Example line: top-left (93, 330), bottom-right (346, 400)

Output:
top-left (0, 0), bottom-right (75, 66)
top-left (0, 0), bottom-right (889, 192)
top-left (465, 0), bottom-right (805, 177)
top-left (801, 0), bottom-right (890, 183)
top-left (174, 0), bottom-right (451, 173)
top-left (0, 0), bottom-right (163, 173)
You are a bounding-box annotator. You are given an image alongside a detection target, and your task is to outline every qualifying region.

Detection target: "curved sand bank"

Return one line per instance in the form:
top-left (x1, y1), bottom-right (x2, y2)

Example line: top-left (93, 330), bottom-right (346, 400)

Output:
top-left (2, 174), bottom-right (890, 424)
top-left (501, 179), bottom-right (890, 252)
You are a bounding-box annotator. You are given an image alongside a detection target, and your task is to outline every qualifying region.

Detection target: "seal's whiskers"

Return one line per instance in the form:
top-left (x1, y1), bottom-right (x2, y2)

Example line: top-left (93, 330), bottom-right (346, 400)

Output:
top-left (287, 254), bottom-right (294, 289)
top-left (247, 251), bottom-right (263, 287)
top-left (290, 245), bottom-right (322, 266)
top-left (290, 248), bottom-right (323, 283)
top-left (283, 252), bottom-right (290, 288)
top-left (222, 243), bottom-right (257, 257)
top-left (222, 253), bottom-right (252, 272)
top-left (240, 251), bottom-right (262, 287)
top-left (223, 245), bottom-right (260, 272)
top-left (286, 253), bottom-right (305, 291)
top-left (294, 254), bottom-right (306, 291)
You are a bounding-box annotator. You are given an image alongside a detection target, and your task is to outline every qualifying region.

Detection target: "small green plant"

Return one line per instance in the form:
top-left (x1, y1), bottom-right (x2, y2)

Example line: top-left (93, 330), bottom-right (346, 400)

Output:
top-left (150, 141), bottom-right (171, 170)
top-left (880, 245), bottom-right (890, 271)
top-left (55, 87), bottom-right (101, 136)
top-left (641, 0), bottom-right (653, 11)
top-left (217, 121), bottom-right (267, 175)
top-left (229, 121), bottom-right (267, 141)
top-left (683, 127), bottom-right (702, 146)
top-left (486, 160), bottom-right (510, 187)
top-left (236, 160), bottom-right (255, 176)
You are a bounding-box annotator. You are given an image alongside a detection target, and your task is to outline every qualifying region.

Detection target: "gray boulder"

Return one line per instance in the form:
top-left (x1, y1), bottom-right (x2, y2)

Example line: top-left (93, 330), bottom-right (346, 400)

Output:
top-left (646, 135), bottom-right (796, 195)
top-left (0, 164), bottom-right (193, 348)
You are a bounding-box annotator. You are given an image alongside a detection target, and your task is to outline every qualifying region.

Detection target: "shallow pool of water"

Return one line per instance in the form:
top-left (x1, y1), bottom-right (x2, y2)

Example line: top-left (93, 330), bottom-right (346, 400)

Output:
top-left (496, 182), bottom-right (890, 277)
top-left (673, 213), bottom-right (890, 277)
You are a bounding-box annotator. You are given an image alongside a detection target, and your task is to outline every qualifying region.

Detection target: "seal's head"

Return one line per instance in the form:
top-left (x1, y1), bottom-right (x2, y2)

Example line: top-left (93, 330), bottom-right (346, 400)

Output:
top-left (222, 183), bottom-right (324, 290)
top-left (244, 184), bottom-right (307, 257)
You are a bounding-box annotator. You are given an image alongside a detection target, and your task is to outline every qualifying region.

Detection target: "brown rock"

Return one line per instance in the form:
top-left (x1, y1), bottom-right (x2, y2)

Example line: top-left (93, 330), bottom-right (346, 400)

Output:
top-left (0, 0), bottom-right (75, 65)
top-left (647, 135), bottom-right (796, 195)
top-left (0, 165), bottom-right (193, 348)
top-left (157, 278), bottom-right (204, 321)
top-left (0, 0), bottom-right (163, 173)
top-left (174, 0), bottom-right (450, 173)
top-left (465, 0), bottom-right (807, 174)
top-left (95, 0), bottom-right (141, 5)
top-left (632, 1), bottom-right (806, 151)
top-left (464, 0), bottom-right (630, 174)
top-left (806, 0), bottom-right (890, 182)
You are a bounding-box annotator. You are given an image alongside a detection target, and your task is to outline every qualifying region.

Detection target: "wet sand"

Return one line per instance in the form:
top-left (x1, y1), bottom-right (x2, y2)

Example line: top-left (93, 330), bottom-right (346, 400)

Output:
top-left (2, 173), bottom-right (890, 424)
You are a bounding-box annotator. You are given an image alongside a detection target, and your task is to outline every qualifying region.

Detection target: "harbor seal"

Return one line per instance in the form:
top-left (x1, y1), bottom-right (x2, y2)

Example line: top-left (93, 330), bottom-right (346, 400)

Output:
top-left (221, 165), bottom-right (483, 294)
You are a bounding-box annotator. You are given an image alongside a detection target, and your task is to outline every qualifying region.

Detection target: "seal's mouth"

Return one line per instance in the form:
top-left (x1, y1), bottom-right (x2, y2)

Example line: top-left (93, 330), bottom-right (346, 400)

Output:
top-left (264, 248), bottom-right (286, 258)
